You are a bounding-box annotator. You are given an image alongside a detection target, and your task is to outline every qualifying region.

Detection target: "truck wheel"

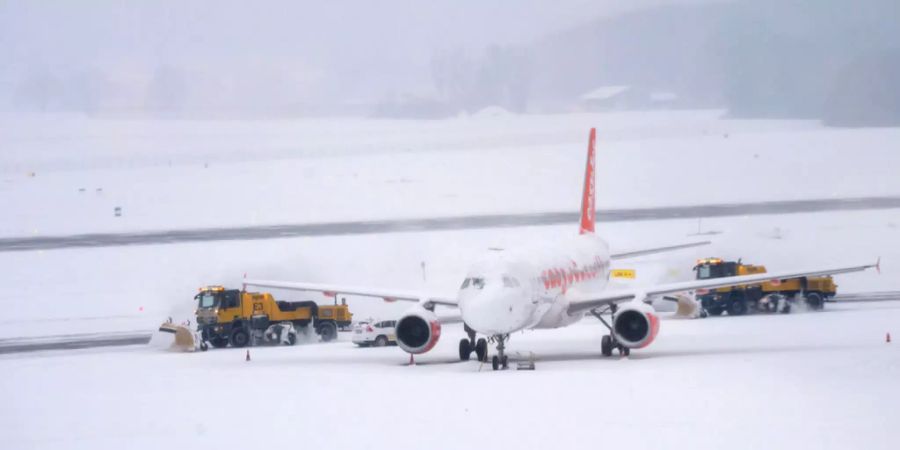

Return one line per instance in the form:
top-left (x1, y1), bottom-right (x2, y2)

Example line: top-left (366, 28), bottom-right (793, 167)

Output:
top-left (728, 299), bottom-right (748, 316)
top-left (805, 292), bottom-right (824, 310)
top-left (318, 322), bottom-right (337, 342)
top-left (707, 307), bottom-right (724, 316)
top-left (287, 333), bottom-right (297, 346)
top-left (200, 341), bottom-right (209, 352)
top-left (375, 336), bottom-right (388, 347)
top-left (210, 337), bottom-right (229, 348)
top-left (230, 329), bottom-right (250, 348)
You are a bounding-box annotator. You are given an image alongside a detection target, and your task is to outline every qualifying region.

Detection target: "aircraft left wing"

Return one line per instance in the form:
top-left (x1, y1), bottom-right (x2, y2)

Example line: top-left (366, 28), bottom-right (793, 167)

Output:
top-left (611, 240), bottom-right (711, 260)
top-left (568, 260), bottom-right (879, 315)
top-left (242, 279), bottom-right (459, 309)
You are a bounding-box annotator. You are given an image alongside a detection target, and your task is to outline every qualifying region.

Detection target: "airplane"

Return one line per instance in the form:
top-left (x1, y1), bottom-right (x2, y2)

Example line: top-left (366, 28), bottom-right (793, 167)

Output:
top-left (245, 128), bottom-right (878, 370)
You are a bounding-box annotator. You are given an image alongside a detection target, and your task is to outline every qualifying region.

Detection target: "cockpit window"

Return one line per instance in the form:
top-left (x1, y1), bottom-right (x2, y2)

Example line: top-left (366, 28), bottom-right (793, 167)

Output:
top-left (471, 278), bottom-right (485, 289)
top-left (460, 278), bottom-right (471, 289)
top-left (502, 276), bottom-right (520, 288)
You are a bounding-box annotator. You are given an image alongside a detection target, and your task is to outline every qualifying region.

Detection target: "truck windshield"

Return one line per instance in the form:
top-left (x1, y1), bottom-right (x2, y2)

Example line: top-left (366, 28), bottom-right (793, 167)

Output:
top-left (198, 293), bottom-right (217, 308)
top-left (697, 265), bottom-right (713, 279)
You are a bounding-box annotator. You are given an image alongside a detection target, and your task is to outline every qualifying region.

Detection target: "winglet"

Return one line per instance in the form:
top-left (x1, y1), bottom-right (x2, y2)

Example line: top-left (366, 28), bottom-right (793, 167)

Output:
top-left (579, 128), bottom-right (597, 235)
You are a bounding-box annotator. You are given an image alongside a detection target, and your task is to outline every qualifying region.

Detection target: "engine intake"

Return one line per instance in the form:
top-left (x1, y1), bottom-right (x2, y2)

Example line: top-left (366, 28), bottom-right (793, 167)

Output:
top-left (613, 301), bottom-right (660, 349)
top-left (396, 306), bottom-right (442, 354)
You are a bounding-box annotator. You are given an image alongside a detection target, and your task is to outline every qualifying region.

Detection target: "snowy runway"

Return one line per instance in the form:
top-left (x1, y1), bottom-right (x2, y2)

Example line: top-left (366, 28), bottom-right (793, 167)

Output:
top-left (3, 301), bottom-right (898, 450)
top-left (2, 110), bottom-right (898, 449)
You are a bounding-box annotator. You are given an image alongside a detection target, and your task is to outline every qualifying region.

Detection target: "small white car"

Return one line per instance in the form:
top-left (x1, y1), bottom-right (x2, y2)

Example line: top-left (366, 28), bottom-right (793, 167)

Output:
top-left (352, 320), bottom-right (397, 347)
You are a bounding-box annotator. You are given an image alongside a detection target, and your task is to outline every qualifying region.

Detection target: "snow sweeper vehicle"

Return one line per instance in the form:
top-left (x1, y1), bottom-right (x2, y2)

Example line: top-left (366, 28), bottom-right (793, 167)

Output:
top-left (159, 286), bottom-right (352, 351)
top-left (693, 258), bottom-right (837, 316)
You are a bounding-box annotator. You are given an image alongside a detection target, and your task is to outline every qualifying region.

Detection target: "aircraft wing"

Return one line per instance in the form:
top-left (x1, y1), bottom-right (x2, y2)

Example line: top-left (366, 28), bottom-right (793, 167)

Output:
top-left (610, 241), bottom-right (711, 260)
top-left (568, 260), bottom-right (879, 315)
top-left (242, 279), bottom-right (459, 309)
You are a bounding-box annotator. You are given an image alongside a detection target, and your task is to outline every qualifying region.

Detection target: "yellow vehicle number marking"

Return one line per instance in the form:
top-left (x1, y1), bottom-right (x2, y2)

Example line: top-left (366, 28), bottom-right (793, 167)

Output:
top-left (611, 269), bottom-right (636, 279)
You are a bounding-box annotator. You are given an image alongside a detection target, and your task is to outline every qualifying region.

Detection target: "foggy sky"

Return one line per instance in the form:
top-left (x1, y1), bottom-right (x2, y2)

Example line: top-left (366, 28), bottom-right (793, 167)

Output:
top-left (0, 0), bottom-right (724, 109)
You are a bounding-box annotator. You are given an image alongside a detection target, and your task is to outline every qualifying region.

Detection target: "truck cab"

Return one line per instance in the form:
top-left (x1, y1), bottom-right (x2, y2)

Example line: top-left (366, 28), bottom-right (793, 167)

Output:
top-left (694, 258), bottom-right (766, 281)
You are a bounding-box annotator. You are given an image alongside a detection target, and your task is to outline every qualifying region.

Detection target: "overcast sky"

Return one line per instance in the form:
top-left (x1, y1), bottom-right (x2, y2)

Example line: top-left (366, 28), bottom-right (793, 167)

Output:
top-left (0, 0), bottom-right (735, 112)
top-left (1, 2), bottom-right (726, 72)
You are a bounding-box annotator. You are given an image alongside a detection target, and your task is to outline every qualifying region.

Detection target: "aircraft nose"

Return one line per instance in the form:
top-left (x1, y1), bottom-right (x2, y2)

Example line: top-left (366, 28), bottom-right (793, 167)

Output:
top-left (460, 287), bottom-right (532, 335)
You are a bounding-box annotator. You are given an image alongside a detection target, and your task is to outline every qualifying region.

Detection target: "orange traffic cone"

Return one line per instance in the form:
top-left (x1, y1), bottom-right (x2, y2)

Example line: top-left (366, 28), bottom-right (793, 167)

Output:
top-left (408, 353), bottom-right (415, 366)
top-left (246, 350), bottom-right (251, 361)
top-left (887, 333), bottom-right (892, 343)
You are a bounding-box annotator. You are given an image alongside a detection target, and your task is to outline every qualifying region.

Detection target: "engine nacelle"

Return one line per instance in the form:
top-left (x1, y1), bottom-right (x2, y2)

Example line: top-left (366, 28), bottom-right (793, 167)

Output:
top-left (613, 301), bottom-right (660, 349)
top-left (395, 306), bottom-right (442, 354)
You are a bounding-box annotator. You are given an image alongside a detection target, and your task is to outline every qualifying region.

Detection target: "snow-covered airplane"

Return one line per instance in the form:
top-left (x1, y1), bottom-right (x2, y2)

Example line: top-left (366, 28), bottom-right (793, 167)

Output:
top-left (245, 129), bottom-right (877, 370)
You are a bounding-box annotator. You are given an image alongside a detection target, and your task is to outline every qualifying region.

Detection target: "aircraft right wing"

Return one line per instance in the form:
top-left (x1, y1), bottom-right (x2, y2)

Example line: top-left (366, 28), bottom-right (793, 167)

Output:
top-left (242, 279), bottom-right (459, 310)
top-left (568, 259), bottom-right (879, 315)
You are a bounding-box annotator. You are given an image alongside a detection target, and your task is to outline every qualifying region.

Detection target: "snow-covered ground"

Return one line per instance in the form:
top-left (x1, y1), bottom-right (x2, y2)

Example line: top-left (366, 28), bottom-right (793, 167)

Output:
top-left (1, 110), bottom-right (899, 449)
top-left (0, 209), bottom-right (895, 339)
top-left (3, 301), bottom-right (899, 450)
top-left (2, 111), bottom-right (898, 236)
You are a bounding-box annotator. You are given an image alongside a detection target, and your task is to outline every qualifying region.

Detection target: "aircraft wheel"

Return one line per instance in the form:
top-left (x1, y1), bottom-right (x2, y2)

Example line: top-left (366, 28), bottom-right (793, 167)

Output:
top-left (492, 355), bottom-right (500, 371)
top-left (601, 335), bottom-right (614, 357)
top-left (458, 338), bottom-right (472, 360)
top-left (475, 338), bottom-right (488, 362)
top-left (501, 355), bottom-right (509, 369)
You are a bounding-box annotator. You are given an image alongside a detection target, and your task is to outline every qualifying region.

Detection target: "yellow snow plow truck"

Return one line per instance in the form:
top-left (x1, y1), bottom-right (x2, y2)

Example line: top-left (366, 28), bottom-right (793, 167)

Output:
top-left (693, 258), bottom-right (838, 316)
top-left (160, 286), bottom-right (352, 351)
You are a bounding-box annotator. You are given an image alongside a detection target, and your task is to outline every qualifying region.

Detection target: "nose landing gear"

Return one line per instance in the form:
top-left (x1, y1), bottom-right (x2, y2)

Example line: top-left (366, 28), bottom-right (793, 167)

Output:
top-left (490, 334), bottom-right (510, 370)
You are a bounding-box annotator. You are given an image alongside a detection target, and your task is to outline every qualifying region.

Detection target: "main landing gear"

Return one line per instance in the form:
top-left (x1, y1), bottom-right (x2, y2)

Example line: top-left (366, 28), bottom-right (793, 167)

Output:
top-left (589, 304), bottom-right (630, 357)
top-left (459, 324), bottom-right (487, 362)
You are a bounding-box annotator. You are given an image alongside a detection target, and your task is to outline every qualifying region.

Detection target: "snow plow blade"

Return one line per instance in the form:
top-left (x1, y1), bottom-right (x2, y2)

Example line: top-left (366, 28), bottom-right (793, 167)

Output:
top-left (158, 321), bottom-right (203, 352)
top-left (669, 293), bottom-right (702, 318)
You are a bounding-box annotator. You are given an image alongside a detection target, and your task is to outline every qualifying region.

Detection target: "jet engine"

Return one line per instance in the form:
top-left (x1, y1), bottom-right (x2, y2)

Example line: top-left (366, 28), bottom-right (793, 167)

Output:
top-left (612, 301), bottom-right (660, 349)
top-left (395, 306), bottom-right (442, 354)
